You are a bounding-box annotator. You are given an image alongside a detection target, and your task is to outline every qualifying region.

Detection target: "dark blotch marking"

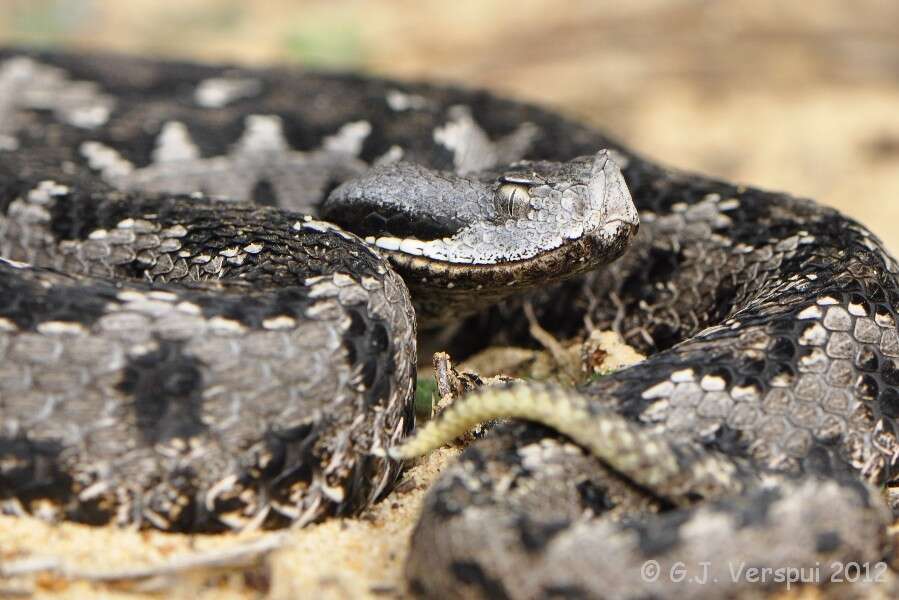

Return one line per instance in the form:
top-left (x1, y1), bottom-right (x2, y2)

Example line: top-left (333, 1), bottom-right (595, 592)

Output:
top-left (731, 487), bottom-right (781, 529)
top-left (881, 358), bottom-right (899, 387)
top-left (252, 179), bottom-right (278, 207)
top-left (801, 445), bottom-right (856, 478)
top-left (769, 337), bottom-right (796, 360)
top-left (0, 435), bottom-right (72, 504)
top-left (879, 388), bottom-right (899, 419)
top-left (855, 347), bottom-right (879, 372)
top-left (45, 185), bottom-right (121, 241)
top-left (0, 263), bottom-right (114, 330)
top-left (408, 578), bottom-right (427, 597)
top-left (430, 474), bottom-right (477, 519)
top-left (342, 306), bottom-right (395, 408)
top-left (626, 509), bottom-right (692, 557)
top-left (705, 423), bottom-right (749, 458)
top-left (450, 561), bottom-right (510, 600)
top-left (461, 444), bottom-right (489, 471)
top-left (816, 530), bottom-right (843, 553)
top-left (0, 433), bottom-right (118, 524)
top-left (856, 374), bottom-right (880, 402)
top-left (266, 422), bottom-right (321, 504)
top-left (516, 515), bottom-right (571, 552)
top-left (118, 340), bottom-right (207, 444)
top-left (0, 166), bottom-right (38, 215)
top-left (576, 479), bottom-right (615, 514)
top-left (542, 585), bottom-right (589, 599)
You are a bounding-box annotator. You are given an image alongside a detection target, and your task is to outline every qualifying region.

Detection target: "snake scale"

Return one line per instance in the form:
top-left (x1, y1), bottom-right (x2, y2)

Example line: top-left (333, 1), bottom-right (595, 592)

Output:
top-left (1, 49), bottom-right (897, 598)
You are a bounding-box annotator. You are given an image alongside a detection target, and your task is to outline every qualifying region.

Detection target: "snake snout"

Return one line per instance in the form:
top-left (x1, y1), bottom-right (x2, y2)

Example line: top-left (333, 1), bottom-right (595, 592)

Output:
top-left (590, 149), bottom-right (639, 234)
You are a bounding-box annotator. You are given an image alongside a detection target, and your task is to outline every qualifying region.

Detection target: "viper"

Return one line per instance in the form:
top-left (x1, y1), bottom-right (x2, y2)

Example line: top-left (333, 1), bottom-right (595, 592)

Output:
top-left (0, 49), bottom-right (896, 598)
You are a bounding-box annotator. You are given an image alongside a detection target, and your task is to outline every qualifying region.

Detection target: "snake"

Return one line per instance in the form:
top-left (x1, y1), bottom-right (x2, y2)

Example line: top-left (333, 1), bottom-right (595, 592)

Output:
top-left (0, 49), bottom-right (896, 598)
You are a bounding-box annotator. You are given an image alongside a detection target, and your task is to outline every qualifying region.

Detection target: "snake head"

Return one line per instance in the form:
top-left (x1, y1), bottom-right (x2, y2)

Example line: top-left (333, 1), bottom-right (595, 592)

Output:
top-left (323, 150), bottom-right (638, 324)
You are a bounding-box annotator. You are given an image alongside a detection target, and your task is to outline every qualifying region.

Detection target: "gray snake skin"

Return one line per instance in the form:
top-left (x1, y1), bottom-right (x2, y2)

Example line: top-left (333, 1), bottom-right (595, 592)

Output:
top-left (0, 49), bottom-right (897, 598)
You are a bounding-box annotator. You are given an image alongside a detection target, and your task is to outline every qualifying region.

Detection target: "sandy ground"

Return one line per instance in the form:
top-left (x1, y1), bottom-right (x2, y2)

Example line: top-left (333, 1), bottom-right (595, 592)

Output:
top-left (0, 447), bottom-right (460, 599)
top-left (2, 1), bottom-right (899, 598)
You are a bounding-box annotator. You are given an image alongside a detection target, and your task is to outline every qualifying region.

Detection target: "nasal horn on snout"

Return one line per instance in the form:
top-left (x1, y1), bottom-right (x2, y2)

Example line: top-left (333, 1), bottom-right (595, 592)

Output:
top-left (590, 150), bottom-right (639, 233)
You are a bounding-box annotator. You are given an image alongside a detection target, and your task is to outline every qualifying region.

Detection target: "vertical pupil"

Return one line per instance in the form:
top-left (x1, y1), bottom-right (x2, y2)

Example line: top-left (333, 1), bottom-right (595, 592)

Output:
top-left (498, 184), bottom-right (528, 218)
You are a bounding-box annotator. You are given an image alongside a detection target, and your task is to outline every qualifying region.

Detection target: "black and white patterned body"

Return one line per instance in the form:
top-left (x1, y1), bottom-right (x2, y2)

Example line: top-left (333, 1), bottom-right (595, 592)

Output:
top-left (0, 52), bottom-right (429, 531)
top-left (0, 196), bottom-right (416, 530)
top-left (1, 49), bottom-right (898, 598)
top-left (404, 170), bottom-right (899, 598)
top-left (0, 50), bottom-right (634, 531)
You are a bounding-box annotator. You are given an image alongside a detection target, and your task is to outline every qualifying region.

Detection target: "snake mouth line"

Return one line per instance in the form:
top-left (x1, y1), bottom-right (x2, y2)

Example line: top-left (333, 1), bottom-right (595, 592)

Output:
top-left (365, 209), bottom-right (639, 267)
top-left (602, 218), bottom-right (640, 238)
top-left (368, 218), bottom-right (638, 327)
top-left (379, 219), bottom-right (637, 276)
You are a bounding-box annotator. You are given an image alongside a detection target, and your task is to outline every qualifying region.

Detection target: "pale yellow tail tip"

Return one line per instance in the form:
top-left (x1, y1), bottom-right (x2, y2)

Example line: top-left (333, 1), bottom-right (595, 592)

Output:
top-left (387, 445), bottom-right (415, 461)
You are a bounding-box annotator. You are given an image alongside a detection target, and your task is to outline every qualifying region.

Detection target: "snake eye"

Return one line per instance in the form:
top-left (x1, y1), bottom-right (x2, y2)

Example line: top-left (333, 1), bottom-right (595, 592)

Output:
top-left (494, 183), bottom-right (531, 220)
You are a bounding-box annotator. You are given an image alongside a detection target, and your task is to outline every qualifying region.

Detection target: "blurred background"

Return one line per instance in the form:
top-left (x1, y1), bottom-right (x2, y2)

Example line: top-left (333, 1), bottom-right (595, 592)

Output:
top-left (2, 0), bottom-right (898, 250)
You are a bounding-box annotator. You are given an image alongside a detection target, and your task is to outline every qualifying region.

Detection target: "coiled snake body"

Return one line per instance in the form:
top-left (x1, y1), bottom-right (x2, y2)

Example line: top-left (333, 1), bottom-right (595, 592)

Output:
top-left (0, 50), bottom-right (896, 598)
